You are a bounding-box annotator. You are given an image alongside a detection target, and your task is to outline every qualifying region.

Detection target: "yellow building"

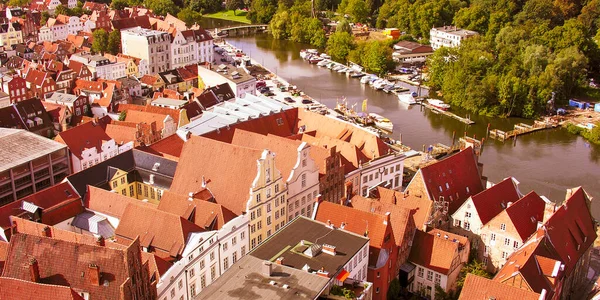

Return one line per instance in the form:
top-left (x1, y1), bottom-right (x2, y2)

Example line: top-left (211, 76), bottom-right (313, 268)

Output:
top-left (109, 168), bottom-right (164, 204)
top-left (0, 22), bottom-right (23, 48)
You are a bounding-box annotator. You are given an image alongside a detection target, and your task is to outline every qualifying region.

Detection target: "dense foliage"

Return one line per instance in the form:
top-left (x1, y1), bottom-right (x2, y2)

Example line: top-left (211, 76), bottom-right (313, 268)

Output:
top-left (348, 39), bottom-right (395, 75)
top-left (567, 123), bottom-right (600, 144)
top-left (269, 2), bottom-right (327, 48)
top-left (456, 259), bottom-right (491, 288)
top-left (424, 0), bottom-right (599, 117)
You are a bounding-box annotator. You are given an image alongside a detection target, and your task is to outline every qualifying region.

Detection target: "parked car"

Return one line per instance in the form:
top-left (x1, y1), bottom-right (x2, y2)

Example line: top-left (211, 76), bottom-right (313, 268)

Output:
top-left (284, 97), bottom-right (295, 103)
top-left (256, 81), bottom-right (267, 88)
top-left (302, 99), bottom-right (313, 104)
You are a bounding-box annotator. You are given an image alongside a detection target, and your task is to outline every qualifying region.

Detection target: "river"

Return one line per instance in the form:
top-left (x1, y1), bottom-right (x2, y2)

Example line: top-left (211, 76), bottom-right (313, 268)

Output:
top-left (201, 26), bottom-right (600, 217)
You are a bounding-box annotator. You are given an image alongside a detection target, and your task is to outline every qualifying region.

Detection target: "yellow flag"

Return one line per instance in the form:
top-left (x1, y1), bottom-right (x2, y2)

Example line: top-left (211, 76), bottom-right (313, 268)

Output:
top-left (362, 99), bottom-right (368, 112)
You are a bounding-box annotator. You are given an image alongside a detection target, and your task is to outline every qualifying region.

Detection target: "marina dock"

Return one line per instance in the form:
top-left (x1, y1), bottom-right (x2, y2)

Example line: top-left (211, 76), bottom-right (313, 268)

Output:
top-left (488, 120), bottom-right (559, 141)
top-left (418, 100), bottom-right (475, 125)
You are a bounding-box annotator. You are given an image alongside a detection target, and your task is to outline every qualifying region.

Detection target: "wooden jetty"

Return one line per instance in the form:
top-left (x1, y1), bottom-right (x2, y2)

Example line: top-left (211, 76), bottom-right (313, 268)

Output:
top-left (418, 100), bottom-right (475, 125)
top-left (488, 120), bottom-right (559, 141)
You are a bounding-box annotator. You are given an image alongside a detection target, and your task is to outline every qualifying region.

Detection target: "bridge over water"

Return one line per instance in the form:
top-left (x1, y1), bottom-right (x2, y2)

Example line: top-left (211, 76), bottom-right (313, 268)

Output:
top-left (213, 25), bottom-right (268, 37)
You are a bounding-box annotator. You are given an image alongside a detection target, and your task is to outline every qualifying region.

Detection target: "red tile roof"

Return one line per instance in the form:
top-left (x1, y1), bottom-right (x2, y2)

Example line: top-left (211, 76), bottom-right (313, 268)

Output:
top-left (2, 233), bottom-right (144, 300)
top-left (136, 134), bottom-right (184, 161)
top-left (115, 202), bottom-right (203, 259)
top-left (0, 277), bottom-right (84, 300)
top-left (374, 187), bottom-right (432, 230)
top-left (418, 147), bottom-right (483, 214)
top-left (408, 229), bottom-right (466, 274)
top-left (505, 191), bottom-right (545, 241)
top-left (104, 123), bottom-right (138, 146)
top-left (0, 240), bottom-right (8, 273)
top-left (56, 120), bottom-right (112, 159)
top-left (84, 186), bottom-right (157, 219)
top-left (0, 182), bottom-right (83, 241)
top-left (169, 136), bottom-right (265, 215)
top-left (202, 109), bottom-right (298, 143)
top-left (459, 274), bottom-right (540, 300)
top-left (471, 177), bottom-right (521, 225)
top-left (157, 191), bottom-right (237, 230)
top-left (115, 103), bottom-right (180, 128)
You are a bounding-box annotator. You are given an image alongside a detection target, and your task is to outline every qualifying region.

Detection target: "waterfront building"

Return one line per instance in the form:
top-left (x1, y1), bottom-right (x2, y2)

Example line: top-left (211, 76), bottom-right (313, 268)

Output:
top-left (493, 187), bottom-right (596, 300)
top-left (430, 26), bottom-right (478, 50)
top-left (121, 27), bottom-right (172, 74)
top-left (0, 128), bottom-right (70, 206)
top-left (404, 147), bottom-right (484, 230)
top-left (314, 201), bottom-right (396, 299)
top-left (197, 63), bottom-right (256, 97)
top-left (479, 191), bottom-right (552, 272)
top-left (392, 41), bottom-right (433, 63)
top-left (408, 229), bottom-right (470, 300)
top-left (196, 217), bottom-right (373, 300)
top-left (170, 28), bottom-right (214, 69)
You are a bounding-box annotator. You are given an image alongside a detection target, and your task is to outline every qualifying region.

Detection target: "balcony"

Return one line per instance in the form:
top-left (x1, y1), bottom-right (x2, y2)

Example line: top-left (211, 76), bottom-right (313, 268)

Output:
top-left (322, 279), bottom-right (372, 300)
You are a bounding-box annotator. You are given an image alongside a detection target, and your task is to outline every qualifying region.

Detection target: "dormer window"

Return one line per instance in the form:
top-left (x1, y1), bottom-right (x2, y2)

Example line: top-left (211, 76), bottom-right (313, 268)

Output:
top-left (500, 224), bottom-right (506, 231)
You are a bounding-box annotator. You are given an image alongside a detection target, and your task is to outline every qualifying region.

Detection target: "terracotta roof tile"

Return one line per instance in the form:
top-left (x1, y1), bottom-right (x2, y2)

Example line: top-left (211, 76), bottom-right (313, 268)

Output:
top-left (157, 191), bottom-right (236, 230)
top-left (0, 240), bottom-right (8, 272)
top-left (56, 120), bottom-right (112, 159)
top-left (408, 229), bottom-right (465, 274)
top-left (115, 202), bottom-right (203, 259)
top-left (459, 274), bottom-right (540, 300)
top-left (169, 136), bottom-right (265, 215)
top-left (418, 147), bottom-right (483, 214)
top-left (137, 134), bottom-right (184, 160)
top-left (116, 103), bottom-right (180, 128)
top-left (505, 191), bottom-right (545, 241)
top-left (84, 186), bottom-right (157, 219)
top-left (104, 123), bottom-right (138, 146)
top-left (469, 177), bottom-right (520, 225)
top-left (0, 277), bottom-right (84, 300)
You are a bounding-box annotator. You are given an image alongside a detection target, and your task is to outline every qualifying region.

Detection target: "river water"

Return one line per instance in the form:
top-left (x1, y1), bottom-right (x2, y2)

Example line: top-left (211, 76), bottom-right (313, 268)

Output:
top-left (200, 25), bottom-right (600, 217)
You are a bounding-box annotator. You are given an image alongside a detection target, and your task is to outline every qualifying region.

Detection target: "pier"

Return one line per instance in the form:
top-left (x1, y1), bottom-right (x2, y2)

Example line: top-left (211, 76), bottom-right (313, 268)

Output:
top-left (418, 100), bottom-right (475, 125)
top-left (214, 25), bottom-right (268, 37)
top-left (488, 120), bottom-right (559, 141)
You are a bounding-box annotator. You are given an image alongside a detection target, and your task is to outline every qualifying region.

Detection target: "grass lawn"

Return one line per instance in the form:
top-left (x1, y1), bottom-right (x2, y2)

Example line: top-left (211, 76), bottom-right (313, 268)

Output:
top-left (204, 10), bottom-right (251, 24)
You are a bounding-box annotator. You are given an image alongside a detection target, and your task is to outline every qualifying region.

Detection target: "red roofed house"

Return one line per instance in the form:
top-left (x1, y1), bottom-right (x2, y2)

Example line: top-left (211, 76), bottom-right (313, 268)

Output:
top-left (405, 147), bottom-right (484, 230)
top-left (408, 229), bottom-right (470, 300)
top-left (0, 277), bottom-right (85, 300)
top-left (1, 75), bottom-right (29, 104)
top-left (493, 187), bottom-right (596, 299)
top-left (314, 201), bottom-right (397, 299)
top-left (55, 120), bottom-right (134, 173)
top-left (479, 191), bottom-right (550, 272)
top-left (0, 181), bottom-right (82, 242)
top-left (24, 69), bottom-right (56, 100)
top-left (2, 233), bottom-right (156, 299)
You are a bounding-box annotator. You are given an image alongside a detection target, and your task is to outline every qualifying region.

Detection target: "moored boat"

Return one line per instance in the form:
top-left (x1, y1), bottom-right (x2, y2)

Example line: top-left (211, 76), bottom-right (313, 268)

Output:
top-left (308, 56), bottom-right (323, 64)
top-left (427, 98), bottom-right (451, 111)
top-left (398, 93), bottom-right (417, 105)
top-left (369, 113), bottom-right (394, 132)
top-left (317, 59), bottom-right (330, 67)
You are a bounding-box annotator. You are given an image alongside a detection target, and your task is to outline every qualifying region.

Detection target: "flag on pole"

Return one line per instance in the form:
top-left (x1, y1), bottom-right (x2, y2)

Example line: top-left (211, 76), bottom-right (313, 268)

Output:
top-left (362, 99), bottom-right (368, 112)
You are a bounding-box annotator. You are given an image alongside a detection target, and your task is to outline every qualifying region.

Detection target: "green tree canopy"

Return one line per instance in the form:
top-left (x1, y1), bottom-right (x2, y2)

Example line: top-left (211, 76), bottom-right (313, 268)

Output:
top-left (91, 29), bottom-right (109, 54)
top-left (326, 31), bottom-right (355, 62)
top-left (226, 0), bottom-right (245, 15)
top-left (7, 0), bottom-right (30, 7)
top-left (177, 8), bottom-right (203, 27)
top-left (110, 0), bottom-right (129, 10)
top-left (144, 0), bottom-right (179, 16)
top-left (248, 0), bottom-right (277, 23)
top-left (344, 0), bottom-right (368, 23)
top-left (337, 18), bottom-right (352, 34)
top-left (107, 29), bottom-right (121, 55)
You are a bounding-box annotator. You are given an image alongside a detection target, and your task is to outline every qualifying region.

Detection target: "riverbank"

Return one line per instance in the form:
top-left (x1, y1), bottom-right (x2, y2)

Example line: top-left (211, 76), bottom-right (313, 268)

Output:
top-left (204, 10), bottom-right (251, 24)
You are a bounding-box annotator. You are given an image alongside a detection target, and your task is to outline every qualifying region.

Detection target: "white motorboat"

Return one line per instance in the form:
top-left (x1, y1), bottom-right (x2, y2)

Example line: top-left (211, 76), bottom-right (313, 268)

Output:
top-left (317, 59), bottom-right (330, 67)
top-left (398, 93), bottom-right (417, 105)
top-left (427, 99), bottom-right (451, 111)
top-left (320, 53), bottom-right (331, 59)
top-left (360, 75), bottom-right (373, 84)
top-left (332, 64), bottom-right (345, 71)
top-left (372, 80), bottom-right (388, 90)
top-left (369, 113), bottom-right (394, 132)
top-left (337, 67), bottom-right (349, 73)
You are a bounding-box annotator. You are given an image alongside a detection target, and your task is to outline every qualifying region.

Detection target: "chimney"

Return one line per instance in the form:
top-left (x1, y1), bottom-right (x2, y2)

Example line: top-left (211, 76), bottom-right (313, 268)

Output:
top-left (96, 236), bottom-right (105, 247)
top-left (41, 226), bottom-right (51, 237)
top-left (316, 267), bottom-right (329, 278)
top-left (88, 263), bottom-right (100, 286)
top-left (263, 261), bottom-right (273, 277)
top-left (315, 194), bottom-right (322, 204)
top-left (276, 257), bottom-right (284, 265)
top-left (322, 244), bottom-right (336, 256)
top-left (384, 212), bottom-right (391, 225)
top-left (29, 258), bottom-right (40, 283)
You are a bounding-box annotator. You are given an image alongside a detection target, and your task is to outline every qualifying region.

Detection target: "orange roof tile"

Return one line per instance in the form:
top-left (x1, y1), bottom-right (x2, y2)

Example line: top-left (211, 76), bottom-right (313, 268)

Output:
top-left (56, 120), bottom-right (111, 159)
top-left (104, 123), bottom-right (138, 146)
top-left (459, 274), bottom-right (540, 300)
top-left (136, 134), bottom-right (184, 161)
top-left (408, 230), bottom-right (464, 274)
top-left (84, 186), bottom-right (157, 219)
top-left (169, 136), bottom-right (265, 215)
top-left (157, 191), bottom-right (237, 230)
top-left (0, 277), bottom-right (84, 300)
top-left (115, 202), bottom-right (203, 259)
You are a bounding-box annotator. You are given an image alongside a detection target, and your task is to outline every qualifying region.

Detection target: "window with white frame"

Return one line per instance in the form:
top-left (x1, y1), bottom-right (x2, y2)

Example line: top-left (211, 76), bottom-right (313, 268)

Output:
top-left (427, 270), bottom-right (433, 281)
top-left (417, 267), bottom-right (424, 278)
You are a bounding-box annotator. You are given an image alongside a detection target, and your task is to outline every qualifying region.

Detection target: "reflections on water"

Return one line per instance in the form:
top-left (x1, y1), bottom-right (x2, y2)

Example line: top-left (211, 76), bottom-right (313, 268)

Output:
top-left (224, 34), bottom-right (600, 217)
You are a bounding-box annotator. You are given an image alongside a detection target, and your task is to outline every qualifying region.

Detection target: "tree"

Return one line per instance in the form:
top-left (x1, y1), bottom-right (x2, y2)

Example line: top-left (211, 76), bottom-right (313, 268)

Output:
top-left (337, 18), bottom-right (352, 34)
top-left (177, 8), bottom-right (202, 27)
top-left (456, 259), bottom-right (491, 289)
top-left (387, 278), bottom-right (401, 300)
top-left (118, 110), bottom-right (127, 121)
top-left (8, 0), bottom-right (29, 7)
top-left (41, 11), bottom-right (50, 26)
top-left (111, 0), bottom-right (129, 10)
top-left (248, 0), bottom-right (277, 23)
top-left (55, 4), bottom-right (69, 16)
top-left (345, 0), bottom-right (368, 23)
top-left (269, 10), bottom-right (291, 40)
top-left (326, 31), bottom-right (355, 62)
top-left (108, 29), bottom-right (121, 55)
top-left (143, 0), bottom-right (179, 16)
top-left (92, 29), bottom-right (109, 54)
top-left (226, 0), bottom-right (244, 15)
